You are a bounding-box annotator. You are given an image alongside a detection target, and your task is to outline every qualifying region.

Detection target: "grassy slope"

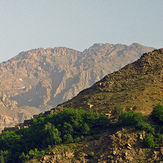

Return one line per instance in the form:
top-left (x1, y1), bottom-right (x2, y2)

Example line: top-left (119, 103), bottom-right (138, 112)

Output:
top-left (58, 49), bottom-right (163, 116)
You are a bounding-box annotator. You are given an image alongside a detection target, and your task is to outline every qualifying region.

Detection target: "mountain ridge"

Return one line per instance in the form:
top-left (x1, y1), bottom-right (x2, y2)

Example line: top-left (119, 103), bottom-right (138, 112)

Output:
top-left (0, 43), bottom-right (154, 131)
top-left (58, 48), bottom-right (163, 116)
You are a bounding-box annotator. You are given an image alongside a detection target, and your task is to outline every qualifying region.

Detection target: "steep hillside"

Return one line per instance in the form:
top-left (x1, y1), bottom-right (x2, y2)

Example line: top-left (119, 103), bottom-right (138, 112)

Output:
top-left (58, 48), bottom-right (163, 116)
top-left (0, 43), bottom-right (154, 131)
top-left (1, 48), bottom-right (163, 163)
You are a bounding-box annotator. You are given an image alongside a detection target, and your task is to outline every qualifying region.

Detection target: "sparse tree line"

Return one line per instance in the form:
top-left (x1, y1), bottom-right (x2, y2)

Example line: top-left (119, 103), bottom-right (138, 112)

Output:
top-left (0, 104), bottom-right (163, 162)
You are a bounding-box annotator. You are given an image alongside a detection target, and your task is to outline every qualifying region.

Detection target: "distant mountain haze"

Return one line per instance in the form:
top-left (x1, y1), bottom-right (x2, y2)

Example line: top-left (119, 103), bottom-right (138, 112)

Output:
top-left (0, 43), bottom-right (154, 131)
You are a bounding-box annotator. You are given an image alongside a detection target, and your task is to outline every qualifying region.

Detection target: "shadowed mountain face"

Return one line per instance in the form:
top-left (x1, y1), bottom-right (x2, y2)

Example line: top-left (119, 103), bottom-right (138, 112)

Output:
top-left (0, 43), bottom-right (154, 131)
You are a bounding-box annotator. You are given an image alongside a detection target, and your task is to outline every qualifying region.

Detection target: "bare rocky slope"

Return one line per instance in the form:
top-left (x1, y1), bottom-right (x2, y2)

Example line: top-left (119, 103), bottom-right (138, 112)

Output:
top-left (0, 43), bottom-right (154, 131)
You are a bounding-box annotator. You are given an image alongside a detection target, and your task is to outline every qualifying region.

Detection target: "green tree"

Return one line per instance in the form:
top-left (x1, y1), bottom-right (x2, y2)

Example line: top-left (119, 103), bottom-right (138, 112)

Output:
top-left (151, 103), bottom-right (163, 124)
top-left (19, 152), bottom-right (30, 162)
top-left (62, 122), bottom-right (74, 135)
top-left (0, 155), bottom-right (5, 163)
top-left (44, 122), bottom-right (62, 145)
top-left (63, 134), bottom-right (74, 143)
top-left (119, 110), bottom-right (146, 126)
top-left (0, 150), bottom-right (9, 163)
top-left (143, 133), bottom-right (155, 148)
top-left (136, 121), bottom-right (155, 134)
top-left (81, 123), bottom-right (90, 135)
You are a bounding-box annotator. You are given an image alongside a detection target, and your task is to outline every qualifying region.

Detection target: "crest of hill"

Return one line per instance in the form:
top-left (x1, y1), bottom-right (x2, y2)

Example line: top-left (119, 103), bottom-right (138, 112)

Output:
top-left (58, 48), bottom-right (163, 115)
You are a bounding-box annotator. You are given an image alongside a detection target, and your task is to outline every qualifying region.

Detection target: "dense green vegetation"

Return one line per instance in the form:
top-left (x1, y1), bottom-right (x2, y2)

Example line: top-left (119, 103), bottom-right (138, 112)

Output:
top-left (0, 108), bottom-right (110, 163)
top-left (151, 103), bottom-right (163, 124)
top-left (0, 104), bottom-right (163, 162)
top-left (117, 104), bottom-right (163, 148)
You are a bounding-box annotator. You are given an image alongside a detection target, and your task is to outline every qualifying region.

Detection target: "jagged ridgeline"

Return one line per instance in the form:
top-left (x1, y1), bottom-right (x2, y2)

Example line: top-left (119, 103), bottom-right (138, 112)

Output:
top-left (0, 43), bottom-right (154, 131)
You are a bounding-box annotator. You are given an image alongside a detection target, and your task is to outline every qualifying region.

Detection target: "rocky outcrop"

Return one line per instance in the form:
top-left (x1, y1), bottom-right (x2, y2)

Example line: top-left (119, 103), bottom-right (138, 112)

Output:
top-left (0, 43), bottom-right (154, 131)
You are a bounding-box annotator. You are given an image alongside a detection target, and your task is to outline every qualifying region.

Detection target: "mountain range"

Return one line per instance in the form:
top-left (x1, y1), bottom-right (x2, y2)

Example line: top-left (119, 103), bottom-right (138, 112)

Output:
top-left (0, 43), bottom-right (154, 131)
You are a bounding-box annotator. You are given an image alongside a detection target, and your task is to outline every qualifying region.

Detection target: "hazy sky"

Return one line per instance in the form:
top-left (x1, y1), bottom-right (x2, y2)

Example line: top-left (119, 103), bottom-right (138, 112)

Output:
top-left (0, 0), bottom-right (163, 62)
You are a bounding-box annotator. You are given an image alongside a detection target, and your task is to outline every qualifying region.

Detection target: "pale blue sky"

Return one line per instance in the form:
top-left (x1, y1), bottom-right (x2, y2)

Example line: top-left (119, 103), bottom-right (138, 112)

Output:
top-left (0, 0), bottom-right (163, 62)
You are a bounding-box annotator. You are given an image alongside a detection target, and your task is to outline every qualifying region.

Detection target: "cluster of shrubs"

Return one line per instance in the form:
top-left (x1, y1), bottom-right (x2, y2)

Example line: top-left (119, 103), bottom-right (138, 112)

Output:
top-left (0, 104), bottom-right (163, 162)
top-left (113, 104), bottom-right (163, 148)
top-left (0, 108), bottom-right (110, 162)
